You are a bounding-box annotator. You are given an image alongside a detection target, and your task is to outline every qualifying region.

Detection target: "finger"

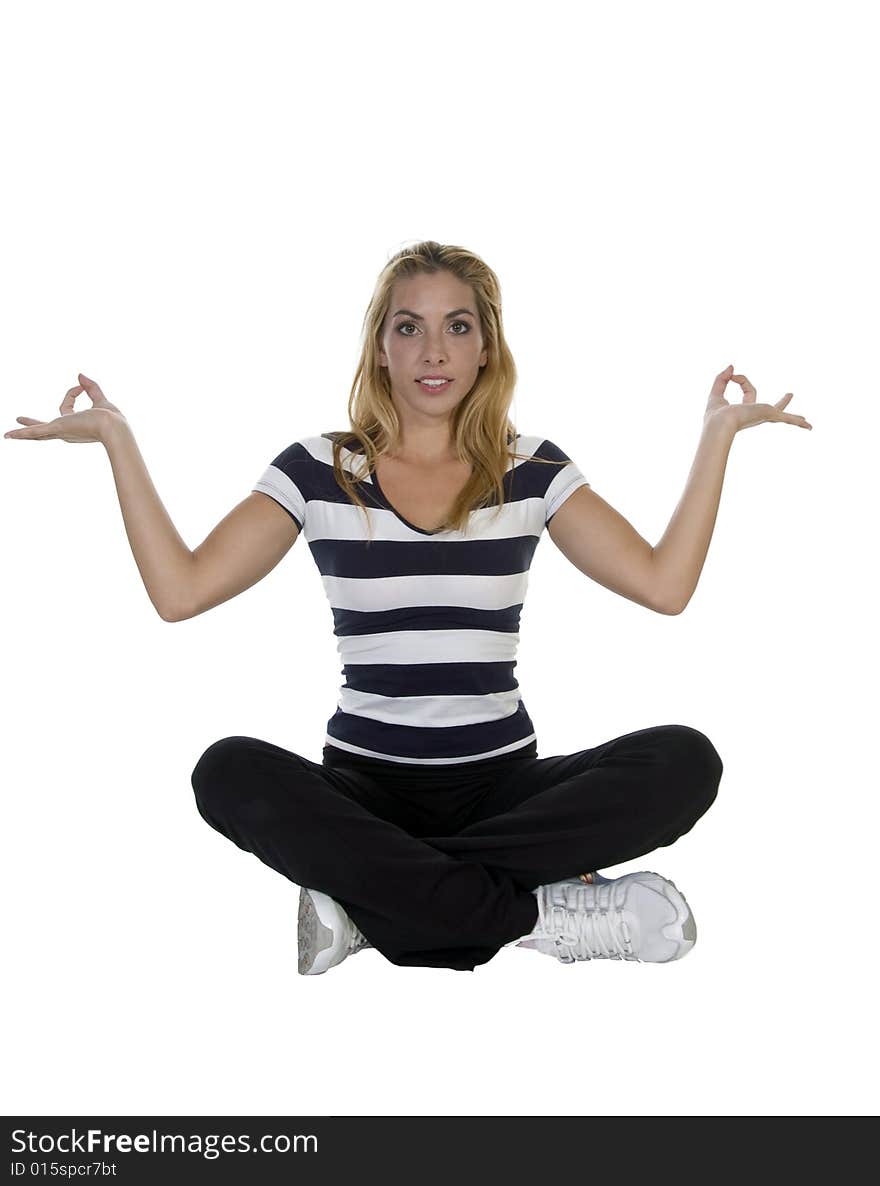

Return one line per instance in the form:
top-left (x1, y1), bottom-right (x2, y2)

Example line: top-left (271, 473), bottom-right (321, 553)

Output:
top-left (60, 384), bottom-right (84, 414)
top-left (730, 373), bottom-right (757, 403)
top-left (77, 373), bottom-right (104, 401)
top-left (4, 418), bottom-right (47, 437)
top-left (5, 426), bottom-right (45, 438)
top-left (774, 392), bottom-right (794, 408)
top-left (709, 364), bottom-right (735, 398)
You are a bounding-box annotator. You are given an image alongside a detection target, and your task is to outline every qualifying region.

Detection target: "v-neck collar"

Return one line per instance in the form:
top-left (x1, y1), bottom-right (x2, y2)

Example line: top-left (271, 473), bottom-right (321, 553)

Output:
top-left (369, 466), bottom-right (447, 536)
top-left (358, 434), bottom-right (522, 537)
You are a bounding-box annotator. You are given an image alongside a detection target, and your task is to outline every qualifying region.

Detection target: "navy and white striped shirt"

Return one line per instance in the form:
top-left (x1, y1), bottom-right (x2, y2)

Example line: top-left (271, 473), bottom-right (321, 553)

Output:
top-left (252, 433), bottom-right (589, 766)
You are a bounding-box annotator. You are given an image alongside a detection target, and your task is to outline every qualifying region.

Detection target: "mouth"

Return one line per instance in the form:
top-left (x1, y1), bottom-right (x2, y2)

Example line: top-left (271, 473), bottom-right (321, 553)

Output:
top-left (416, 378), bottom-right (454, 392)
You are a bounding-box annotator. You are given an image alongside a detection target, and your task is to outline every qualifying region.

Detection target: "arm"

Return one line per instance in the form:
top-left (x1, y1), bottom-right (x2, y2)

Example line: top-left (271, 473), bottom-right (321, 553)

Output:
top-left (182, 491), bottom-right (300, 620)
top-left (102, 414), bottom-right (300, 622)
top-left (651, 359), bottom-right (813, 614)
top-left (650, 417), bottom-right (736, 615)
top-left (101, 414), bottom-right (196, 622)
top-left (545, 418), bottom-right (735, 615)
top-left (547, 485), bottom-right (672, 614)
top-left (550, 363), bottom-right (810, 615)
top-left (547, 420), bottom-right (734, 616)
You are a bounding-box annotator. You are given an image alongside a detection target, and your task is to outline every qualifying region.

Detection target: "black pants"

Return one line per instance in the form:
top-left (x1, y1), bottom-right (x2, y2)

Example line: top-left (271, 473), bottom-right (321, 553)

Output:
top-left (191, 724), bottom-right (722, 972)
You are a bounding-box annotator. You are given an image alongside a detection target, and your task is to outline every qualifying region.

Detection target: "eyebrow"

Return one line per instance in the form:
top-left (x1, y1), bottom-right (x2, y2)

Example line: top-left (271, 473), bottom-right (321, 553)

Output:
top-left (391, 307), bottom-right (475, 321)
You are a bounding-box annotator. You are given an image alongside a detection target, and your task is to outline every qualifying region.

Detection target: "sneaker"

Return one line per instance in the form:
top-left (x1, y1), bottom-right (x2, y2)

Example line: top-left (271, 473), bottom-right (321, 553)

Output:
top-left (297, 887), bottom-right (372, 975)
top-left (514, 871), bottom-right (696, 963)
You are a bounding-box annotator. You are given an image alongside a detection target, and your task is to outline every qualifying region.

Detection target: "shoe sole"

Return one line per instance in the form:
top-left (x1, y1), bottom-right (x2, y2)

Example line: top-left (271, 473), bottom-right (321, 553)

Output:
top-left (297, 887), bottom-right (335, 975)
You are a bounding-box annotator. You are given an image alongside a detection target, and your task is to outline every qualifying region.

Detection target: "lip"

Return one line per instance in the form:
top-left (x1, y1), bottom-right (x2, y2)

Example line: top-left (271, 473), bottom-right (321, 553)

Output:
top-left (416, 378), bottom-right (454, 391)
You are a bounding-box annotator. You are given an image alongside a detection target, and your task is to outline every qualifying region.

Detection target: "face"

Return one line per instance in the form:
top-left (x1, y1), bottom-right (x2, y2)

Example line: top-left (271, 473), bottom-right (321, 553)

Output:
top-left (378, 271), bottom-right (488, 428)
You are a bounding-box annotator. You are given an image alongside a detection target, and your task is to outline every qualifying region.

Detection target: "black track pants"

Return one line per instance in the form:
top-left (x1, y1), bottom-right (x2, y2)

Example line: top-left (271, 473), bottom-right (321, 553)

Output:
top-left (191, 724), bottom-right (722, 972)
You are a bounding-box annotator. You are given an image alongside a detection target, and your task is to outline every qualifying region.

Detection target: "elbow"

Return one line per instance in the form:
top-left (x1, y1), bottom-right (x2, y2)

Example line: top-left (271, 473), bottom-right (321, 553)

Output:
top-left (159, 603), bottom-right (191, 623)
top-left (655, 595), bottom-right (686, 616)
top-left (652, 578), bottom-right (688, 615)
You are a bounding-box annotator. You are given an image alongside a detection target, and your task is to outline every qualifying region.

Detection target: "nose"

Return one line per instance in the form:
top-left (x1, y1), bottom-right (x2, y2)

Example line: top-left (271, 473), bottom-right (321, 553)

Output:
top-left (422, 329), bottom-right (448, 362)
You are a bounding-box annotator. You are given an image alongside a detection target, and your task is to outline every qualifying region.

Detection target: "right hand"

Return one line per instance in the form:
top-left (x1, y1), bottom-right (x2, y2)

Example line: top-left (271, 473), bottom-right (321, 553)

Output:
top-left (3, 373), bottom-right (127, 445)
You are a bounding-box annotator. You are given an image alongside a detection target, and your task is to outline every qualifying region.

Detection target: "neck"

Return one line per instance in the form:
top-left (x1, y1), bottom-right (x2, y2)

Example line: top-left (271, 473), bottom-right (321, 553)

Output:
top-left (388, 424), bottom-right (458, 466)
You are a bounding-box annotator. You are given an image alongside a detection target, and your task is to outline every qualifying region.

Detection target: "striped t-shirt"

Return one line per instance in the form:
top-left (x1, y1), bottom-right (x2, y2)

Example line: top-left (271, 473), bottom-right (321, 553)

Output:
top-left (252, 433), bottom-right (589, 766)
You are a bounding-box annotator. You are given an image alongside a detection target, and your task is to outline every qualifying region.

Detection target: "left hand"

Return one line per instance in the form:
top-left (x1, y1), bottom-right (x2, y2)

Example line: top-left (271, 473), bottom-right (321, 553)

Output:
top-left (704, 364), bottom-right (812, 434)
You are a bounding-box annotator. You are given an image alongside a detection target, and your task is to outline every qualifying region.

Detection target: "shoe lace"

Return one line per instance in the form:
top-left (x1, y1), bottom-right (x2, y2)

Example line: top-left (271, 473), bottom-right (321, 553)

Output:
top-left (539, 881), bottom-right (635, 961)
top-left (348, 922), bottom-right (370, 955)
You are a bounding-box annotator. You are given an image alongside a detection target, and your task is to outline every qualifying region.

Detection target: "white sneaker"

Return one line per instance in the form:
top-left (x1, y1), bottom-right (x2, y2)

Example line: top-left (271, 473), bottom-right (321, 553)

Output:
top-left (297, 887), bottom-right (372, 975)
top-left (511, 871), bottom-right (697, 963)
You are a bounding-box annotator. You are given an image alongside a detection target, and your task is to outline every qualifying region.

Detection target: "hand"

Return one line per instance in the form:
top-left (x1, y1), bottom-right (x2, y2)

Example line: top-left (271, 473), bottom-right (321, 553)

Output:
top-left (3, 370), bottom-right (127, 445)
top-left (3, 373), bottom-right (127, 445)
top-left (703, 364), bottom-right (813, 435)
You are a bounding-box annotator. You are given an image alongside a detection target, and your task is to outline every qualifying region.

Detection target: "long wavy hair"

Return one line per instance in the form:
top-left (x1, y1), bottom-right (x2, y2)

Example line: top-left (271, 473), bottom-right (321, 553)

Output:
top-left (326, 239), bottom-right (569, 540)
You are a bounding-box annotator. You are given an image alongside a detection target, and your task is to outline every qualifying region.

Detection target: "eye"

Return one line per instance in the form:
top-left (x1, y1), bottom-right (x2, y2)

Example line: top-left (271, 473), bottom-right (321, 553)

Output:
top-left (397, 320), bottom-right (471, 335)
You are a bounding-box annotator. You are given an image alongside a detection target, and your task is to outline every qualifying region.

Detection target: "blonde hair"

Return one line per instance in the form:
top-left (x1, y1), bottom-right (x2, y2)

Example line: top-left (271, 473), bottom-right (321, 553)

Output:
top-left (326, 239), bottom-right (570, 540)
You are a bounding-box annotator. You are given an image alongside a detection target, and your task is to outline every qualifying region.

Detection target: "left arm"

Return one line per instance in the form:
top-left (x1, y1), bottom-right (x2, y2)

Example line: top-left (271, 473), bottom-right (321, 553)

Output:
top-left (548, 365), bottom-right (812, 615)
top-left (650, 416), bottom-right (736, 615)
top-left (653, 365), bottom-right (812, 612)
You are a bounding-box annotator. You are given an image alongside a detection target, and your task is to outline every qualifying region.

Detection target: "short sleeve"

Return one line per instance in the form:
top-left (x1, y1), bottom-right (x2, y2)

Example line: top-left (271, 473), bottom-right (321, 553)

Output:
top-left (252, 440), bottom-right (313, 532)
top-left (541, 440), bottom-right (590, 526)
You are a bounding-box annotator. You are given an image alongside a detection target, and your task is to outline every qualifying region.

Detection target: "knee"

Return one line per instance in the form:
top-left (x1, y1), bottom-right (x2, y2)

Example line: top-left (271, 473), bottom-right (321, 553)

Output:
top-left (190, 736), bottom-right (257, 813)
top-left (662, 725), bottom-right (723, 815)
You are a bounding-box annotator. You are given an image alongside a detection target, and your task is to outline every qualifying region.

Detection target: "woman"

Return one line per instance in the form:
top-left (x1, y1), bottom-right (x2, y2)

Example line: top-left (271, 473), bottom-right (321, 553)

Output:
top-left (4, 240), bottom-right (811, 975)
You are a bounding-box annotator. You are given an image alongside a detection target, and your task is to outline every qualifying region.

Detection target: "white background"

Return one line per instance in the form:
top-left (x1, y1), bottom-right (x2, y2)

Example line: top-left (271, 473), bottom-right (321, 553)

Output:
top-left (2, 0), bottom-right (876, 1118)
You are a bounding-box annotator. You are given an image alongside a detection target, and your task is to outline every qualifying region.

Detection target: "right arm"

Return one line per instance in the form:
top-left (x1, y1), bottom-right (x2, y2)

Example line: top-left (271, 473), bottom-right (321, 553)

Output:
top-left (4, 374), bottom-right (299, 622)
top-left (102, 413), bottom-right (299, 622)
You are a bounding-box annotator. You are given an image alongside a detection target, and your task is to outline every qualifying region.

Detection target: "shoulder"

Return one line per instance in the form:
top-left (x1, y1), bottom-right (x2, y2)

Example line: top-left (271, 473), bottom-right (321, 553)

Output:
top-left (265, 432), bottom-right (371, 490)
top-left (510, 433), bottom-right (577, 465)
top-left (268, 432), bottom-right (354, 468)
top-left (508, 433), bottom-right (589, 517)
